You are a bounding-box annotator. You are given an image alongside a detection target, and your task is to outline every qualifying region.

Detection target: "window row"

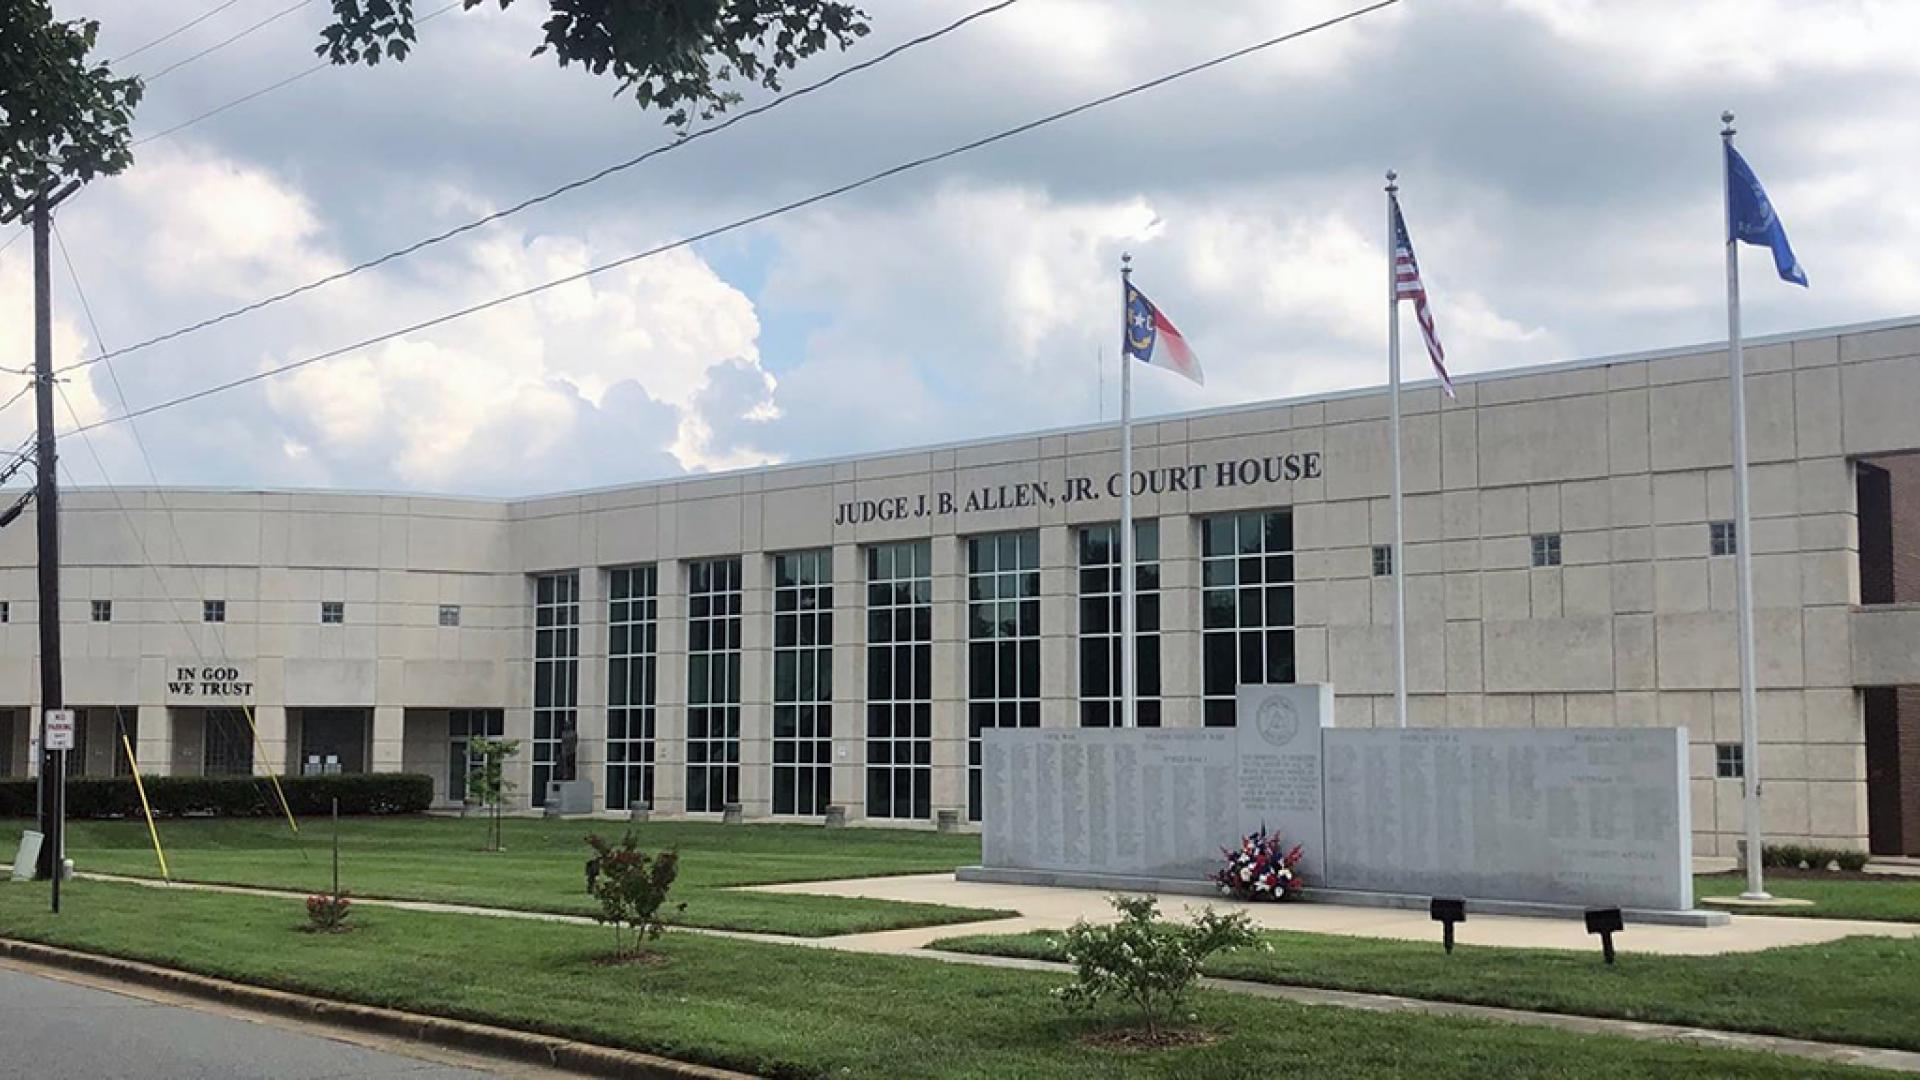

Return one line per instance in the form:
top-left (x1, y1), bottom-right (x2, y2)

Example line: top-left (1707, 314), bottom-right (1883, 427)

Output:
top-left (548, 511), bottom-right (1295, 820)
top-left (52, 600), bottom-right (462, 625)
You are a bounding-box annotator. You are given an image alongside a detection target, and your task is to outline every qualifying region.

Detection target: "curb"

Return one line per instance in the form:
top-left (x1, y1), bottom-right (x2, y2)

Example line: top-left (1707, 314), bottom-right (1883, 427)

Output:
top-left (0, 937), bottom-right (751, 1080)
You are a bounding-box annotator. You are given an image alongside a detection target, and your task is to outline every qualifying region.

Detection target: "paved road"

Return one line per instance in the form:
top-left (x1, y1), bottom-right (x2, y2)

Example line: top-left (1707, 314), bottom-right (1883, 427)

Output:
top-left (0, 962), bottom-right (502, 1079)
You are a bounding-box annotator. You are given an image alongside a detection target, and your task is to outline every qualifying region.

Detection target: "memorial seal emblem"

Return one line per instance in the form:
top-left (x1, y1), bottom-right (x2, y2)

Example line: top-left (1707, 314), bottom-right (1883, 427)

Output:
top-left (1255, 694), bottom-right (1300, 748)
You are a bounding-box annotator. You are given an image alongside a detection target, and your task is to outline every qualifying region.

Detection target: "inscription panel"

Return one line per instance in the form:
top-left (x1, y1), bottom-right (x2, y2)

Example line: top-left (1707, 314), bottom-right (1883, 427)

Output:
top-left (980, 684), bottom-right (1331, 883)
top-left (1322, 727), bottom-right (1691, 911)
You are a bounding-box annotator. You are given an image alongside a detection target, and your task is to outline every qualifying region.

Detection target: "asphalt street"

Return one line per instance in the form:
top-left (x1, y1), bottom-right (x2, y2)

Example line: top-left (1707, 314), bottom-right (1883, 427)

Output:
top-left (0, 962), bottom-right (503, 1079)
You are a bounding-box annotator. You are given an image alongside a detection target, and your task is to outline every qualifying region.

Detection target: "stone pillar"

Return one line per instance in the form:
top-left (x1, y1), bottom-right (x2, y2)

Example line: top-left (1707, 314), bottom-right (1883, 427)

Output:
top-left (1157, 514), bottom-right (1201, 728)
top-left (574, 567), bottom-right (607, 809)
top-left (251, 706), bottom-right (288, 778)
top-left (737, 551), bottom-right (771, 818)
top-left (133, 706), bottom-right (171, 777)
top-left (831, 542), bottom-right (864, 822)
top-left (654, 559), bottom-right (688, 816)
top-left (930, 534), bottom-right (966, 821)
top-left (371, 705), bottom-right (405, 774)
top-left (1039, 525), bottom-right (1074, 729)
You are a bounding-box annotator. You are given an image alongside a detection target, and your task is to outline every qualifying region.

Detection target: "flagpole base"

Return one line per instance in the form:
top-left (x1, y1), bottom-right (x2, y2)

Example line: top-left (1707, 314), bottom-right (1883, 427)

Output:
top-left (1738, 890), bottom-right (1775, 902)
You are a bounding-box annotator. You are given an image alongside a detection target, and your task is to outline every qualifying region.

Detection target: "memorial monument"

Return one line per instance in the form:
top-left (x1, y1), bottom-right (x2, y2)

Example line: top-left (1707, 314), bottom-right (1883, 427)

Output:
top-left (962, 683), bottom-right (1721, 925)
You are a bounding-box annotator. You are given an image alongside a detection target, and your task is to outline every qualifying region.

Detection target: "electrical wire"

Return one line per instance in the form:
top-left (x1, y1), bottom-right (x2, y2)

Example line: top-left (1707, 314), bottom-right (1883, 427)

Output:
top-left (60, 0), bottom-right (1027, 374)
top-left (51, 224), bottom-right (303, 836)
top-left (66, 0), bottom-right (1398, 439)
top-left (132, 0), bottom-right (466, 149)
top-left (143, 0), bottom-right (319, 85)
top-left (113, 0), bottom-right (255, 66)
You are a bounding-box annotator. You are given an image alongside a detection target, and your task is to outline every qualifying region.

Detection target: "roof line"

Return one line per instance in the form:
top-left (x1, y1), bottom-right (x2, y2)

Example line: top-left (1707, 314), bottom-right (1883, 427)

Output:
top-left (55, 311), bottom-right (1920, 507)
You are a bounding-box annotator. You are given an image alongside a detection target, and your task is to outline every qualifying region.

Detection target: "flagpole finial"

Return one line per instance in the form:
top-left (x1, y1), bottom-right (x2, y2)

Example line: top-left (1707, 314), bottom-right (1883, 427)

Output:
top-left (1385, 169), bottom-right (1397, 192)
top-left (1721, 111), bottom-right (1735, 138)
top-left (1120, 251), bottom-right (1132, 280)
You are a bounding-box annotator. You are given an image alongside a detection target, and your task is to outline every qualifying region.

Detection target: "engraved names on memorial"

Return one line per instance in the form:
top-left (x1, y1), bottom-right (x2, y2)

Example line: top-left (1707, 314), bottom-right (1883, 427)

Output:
top-left (980, 684), bottom-right (1331, 883)
top-left (1321, 728), bottom-right (1691, 911)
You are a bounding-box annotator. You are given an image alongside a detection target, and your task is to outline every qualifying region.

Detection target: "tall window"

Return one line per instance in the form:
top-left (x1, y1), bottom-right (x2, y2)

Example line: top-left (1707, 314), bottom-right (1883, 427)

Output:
top-left (1079, 521), bottom-right (1160, 728)
top-left (63, 711), bottom-right (91, 777)
top-left (532, 571), bottom-right (579, 806)
top-left (686, 558), bottom-right (742, 813)
top-left (607, 566), bottom-right (659, 811)
top-left (773, 550), bottom-right (833, 816)
top-left (1201, 510), bottom-right (1295, 726)
top-left (447, 709), bottom-right (504, 803)
top-left (204, 709), bottom-right (254, 776)
top-left (109, 707), bottom-right (138, 776)
top-left (867, 540), bottom-right (931, 820)
top-left (968, 531), bottom-right (1040, 821)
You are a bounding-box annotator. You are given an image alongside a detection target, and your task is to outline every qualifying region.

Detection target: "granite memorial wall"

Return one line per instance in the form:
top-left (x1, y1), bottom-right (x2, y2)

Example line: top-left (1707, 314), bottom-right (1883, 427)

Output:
top-left (975, 683), bottom-right (1695, 913)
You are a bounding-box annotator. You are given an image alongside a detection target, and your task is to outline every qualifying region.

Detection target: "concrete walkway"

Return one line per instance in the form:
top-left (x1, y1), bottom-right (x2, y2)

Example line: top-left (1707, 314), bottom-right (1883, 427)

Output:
top-left (745, 872), bottom-right (1920, 956)
top-left (69, 871), bottom-right (1920, 1075)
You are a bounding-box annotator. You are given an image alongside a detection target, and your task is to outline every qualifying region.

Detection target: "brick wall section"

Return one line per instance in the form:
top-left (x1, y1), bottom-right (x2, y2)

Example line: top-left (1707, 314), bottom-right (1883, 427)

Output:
top-left (1862, 454), bottom-right (1920, 855)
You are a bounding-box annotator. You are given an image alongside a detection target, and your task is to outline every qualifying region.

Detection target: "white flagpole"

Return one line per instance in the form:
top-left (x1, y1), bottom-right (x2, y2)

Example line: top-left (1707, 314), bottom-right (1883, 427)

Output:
top-left (1119, 254), bottom-right (1138, 728)
top-left (1722, 112), bottom-right (1769, 900)
top-left (1386, 172), bottom-right (1408, 729)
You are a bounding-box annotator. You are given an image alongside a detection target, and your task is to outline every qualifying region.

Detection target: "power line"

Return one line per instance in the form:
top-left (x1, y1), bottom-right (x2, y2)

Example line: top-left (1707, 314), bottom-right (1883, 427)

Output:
top-left (59, 0), bottom-right (1026, 375)
top-left (132, 0), bottom-right (465, 149)
top-left (67, 0), bottom-right (1397, 439)
top-left (113, 0), bottom-right (255, 66)
top-left (143, 0), bottom-right (319, 85)
top-left (51, 223), bottom-right (303, 834)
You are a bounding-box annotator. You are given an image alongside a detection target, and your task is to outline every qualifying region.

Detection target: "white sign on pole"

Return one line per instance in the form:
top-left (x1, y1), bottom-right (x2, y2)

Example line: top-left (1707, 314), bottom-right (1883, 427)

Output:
top-left (44, 708), bottom-right (76, 751)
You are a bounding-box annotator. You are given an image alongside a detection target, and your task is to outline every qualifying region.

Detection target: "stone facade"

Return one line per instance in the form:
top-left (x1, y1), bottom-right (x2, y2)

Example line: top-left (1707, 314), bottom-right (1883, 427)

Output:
top-left (5, 316), bottom-right (1920, 855)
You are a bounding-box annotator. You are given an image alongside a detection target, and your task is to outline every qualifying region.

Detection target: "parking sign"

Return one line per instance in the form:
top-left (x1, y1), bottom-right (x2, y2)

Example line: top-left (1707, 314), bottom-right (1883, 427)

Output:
top-left (44, 709), bottom-right (75, 751)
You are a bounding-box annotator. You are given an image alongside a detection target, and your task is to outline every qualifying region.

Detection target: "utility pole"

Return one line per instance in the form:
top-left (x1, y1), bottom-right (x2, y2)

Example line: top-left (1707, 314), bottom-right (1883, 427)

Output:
top-left (10, 182), bottom-right (79, 907)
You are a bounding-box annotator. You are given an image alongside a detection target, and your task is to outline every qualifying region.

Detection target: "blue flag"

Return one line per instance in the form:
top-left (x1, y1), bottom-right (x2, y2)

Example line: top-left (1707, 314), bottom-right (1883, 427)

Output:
top-left (1726, 143), bottom-right (1808, 287)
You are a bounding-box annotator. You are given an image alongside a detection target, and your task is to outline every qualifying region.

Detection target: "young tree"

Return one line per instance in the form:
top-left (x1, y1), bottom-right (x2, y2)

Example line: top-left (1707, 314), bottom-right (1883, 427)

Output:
top-left (318, 1), bottom-right (869, 126)
top-left (466, 736), bottom-right (521, 852)
top-left (2, 5), bottom-right (142, 230)
top-left (583, 832), bottom-right (683, 960)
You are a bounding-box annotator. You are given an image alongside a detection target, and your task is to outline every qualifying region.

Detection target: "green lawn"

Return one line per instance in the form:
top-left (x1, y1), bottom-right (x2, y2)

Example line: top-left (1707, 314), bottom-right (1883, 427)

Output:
top-left (1694, 873), bottom-right (1920, 922)
top-left (934, 925), bottom-right (1920, 1053)
top-left (0, 816), bottom-right (1005, 936)
top-left (0, 880), bottom-right (1881, 1080)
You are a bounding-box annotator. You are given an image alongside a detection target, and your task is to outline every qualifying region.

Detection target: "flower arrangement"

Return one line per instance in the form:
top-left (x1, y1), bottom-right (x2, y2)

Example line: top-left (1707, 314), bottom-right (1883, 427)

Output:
top-left (1212, 827), bottom-right (1304, 901)
top-left (305, 891), bottom-right (352, 932)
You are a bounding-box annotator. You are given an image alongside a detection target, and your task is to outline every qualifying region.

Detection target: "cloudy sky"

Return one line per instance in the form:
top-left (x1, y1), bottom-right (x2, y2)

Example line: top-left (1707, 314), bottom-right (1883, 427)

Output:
top-left (4, 0), bottom-right (1916, 497)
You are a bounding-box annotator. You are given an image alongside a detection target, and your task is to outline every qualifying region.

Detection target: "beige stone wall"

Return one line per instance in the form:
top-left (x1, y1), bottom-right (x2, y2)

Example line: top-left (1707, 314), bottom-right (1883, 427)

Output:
top-left (3, 318), bottom-right (1919, 850)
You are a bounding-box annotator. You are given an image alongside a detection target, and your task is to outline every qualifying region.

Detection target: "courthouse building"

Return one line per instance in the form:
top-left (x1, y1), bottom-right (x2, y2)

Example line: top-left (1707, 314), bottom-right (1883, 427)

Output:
top-left (2, 316), bottom-right (1920, 857)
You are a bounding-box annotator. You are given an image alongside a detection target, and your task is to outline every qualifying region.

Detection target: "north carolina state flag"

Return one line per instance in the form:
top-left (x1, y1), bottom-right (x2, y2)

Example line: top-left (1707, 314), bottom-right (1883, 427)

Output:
top-left (1122, 281), bottom-right (1203, 385)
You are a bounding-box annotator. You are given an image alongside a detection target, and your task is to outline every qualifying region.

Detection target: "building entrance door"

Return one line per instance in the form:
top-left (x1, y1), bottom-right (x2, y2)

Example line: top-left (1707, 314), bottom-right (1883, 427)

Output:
top-left (1866, 688), bottom-right (1918, 856)
top-left (300, 710), bottom-right (368, 775)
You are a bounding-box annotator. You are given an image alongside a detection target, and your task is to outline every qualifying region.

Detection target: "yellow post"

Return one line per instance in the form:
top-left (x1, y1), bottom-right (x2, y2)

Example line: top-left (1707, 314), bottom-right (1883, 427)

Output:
top-left (240, 703), bottom-right (300, 835)
top-left (118, 727), bottom-right (170, 881)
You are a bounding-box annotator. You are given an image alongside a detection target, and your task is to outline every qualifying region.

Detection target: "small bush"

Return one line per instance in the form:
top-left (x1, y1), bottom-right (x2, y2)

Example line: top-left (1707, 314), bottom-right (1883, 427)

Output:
top-left (584, 832), bottom-right (684, 959)
top-left (305, 891), bottom-right (352, 932)
top-left (0, 773), bottom-right (433, 819)
top-left (1758, 843), bottom-right (1871, 873)
top-left (1054, 895), bottom-right (1261, 1038)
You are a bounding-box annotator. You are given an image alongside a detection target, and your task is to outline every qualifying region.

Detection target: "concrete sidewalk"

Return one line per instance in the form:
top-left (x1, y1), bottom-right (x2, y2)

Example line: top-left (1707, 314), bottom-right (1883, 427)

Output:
top-left (745, 872), bottom-right (1920, 956)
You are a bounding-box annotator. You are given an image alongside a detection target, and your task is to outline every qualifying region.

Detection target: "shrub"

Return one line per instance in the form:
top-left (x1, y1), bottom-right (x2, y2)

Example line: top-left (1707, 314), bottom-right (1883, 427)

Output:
top-left (0, 773), bottom-right (433, 819)
top-left (305, 891), bottom-right (352, 932)
top-left (1054, 895), bottom-right (1261, 1038)
top-left (584, 831), bottom-right (684, 959)
top-left (1758, 843), bottom-right (1871, 873)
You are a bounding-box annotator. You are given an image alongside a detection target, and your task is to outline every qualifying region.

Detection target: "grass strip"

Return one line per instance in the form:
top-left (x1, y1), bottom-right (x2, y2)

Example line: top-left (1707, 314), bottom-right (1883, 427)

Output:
top-left (0, 879), bottom-right (1883, 1080)
top-left (0, 816), bottom-right (1006, 936)
top-left (1694, 872), bottom-right (1920, 922)
top-left (933, 925), bottom-right (1920, 1053)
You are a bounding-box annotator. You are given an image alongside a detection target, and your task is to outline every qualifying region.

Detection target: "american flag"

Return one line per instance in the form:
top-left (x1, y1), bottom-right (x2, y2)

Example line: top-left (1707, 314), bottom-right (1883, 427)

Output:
top-left (1392, 197), bottom-right (1454, 397)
